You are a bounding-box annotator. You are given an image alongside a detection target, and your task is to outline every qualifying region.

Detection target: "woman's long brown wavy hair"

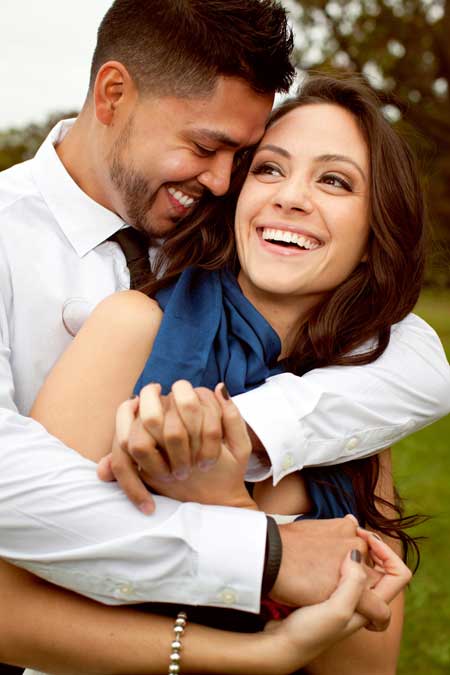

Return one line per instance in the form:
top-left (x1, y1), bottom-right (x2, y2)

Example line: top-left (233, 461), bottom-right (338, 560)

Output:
top-left (142, 74), bottom-right (428, 569)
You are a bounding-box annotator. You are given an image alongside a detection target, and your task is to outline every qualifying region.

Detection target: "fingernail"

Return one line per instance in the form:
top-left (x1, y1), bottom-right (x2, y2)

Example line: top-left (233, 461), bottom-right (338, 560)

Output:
top-left (173, 466), bottom-right (191, 481)
top-left (351, 549), bottom-right (362, 563)
top-left (139, 501), bottom-right (154, 515)
top-left (198, 459), bottom-right (216, 472)
top-left (220, 384), bottom-right (230, 400)
top-left (157, 473), bottom-right (175, 484)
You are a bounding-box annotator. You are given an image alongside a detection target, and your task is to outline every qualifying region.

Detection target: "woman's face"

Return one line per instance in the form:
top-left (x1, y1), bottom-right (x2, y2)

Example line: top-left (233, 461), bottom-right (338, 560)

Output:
top-left (235, 103), bottom-right (370, 309)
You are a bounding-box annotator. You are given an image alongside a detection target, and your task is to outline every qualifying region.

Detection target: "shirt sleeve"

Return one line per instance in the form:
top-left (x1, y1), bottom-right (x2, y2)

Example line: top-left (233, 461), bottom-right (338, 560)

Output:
top-left (234, 313), bottom-right (450, 485)
top-left (0, 262), bottom-right (266, 613)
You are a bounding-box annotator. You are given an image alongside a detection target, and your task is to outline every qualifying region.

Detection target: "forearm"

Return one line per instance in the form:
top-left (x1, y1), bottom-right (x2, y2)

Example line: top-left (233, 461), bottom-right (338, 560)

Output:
top-left (0, 561), bottom-right (278, 675)
top-left (304, 593), bottom-right (403, 675)
top-left (0, 407), bottom-right (266, 611)
top-left (236, 313), bottom-right (450, 483)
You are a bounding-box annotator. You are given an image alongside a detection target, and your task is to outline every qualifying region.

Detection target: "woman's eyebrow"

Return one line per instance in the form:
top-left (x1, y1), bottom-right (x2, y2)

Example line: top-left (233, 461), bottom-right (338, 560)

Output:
top-left (254, 143), bottom-right (291, 158)
top-left (318, 154), bottom-right (366, 182)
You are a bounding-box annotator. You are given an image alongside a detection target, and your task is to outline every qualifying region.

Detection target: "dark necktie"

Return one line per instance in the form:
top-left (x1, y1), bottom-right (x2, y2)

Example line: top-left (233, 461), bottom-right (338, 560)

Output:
top-left (109, 228), bottom-right (152, 290)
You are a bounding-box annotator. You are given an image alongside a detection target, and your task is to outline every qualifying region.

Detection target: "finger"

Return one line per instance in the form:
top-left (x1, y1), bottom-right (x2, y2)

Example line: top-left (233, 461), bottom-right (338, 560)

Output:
top-left (138, 383), bottom-right (164, 446)
top-left (195, 387), bottom-right (222, 470)
top-left (357, 528), bottom-right (412, 603)
top-left (128, 417), bottom-right (173, 481)
top-left (355, 587), bottom-right (391, 631)
top-left (115, 398), bottom-right (140, 449)
top-left (171, 380), bottom-right (203, 457)
top-left (326, 550), bottom-right (368, 619)
top-left (110, 435), bottom-right (155, 515)
top-left (214, 383), bottom-right (252, 464)
top-left (97, 453), bottom-right (115, 482)
top-left (313, 550), bottom-right (370, 641)
top-left (344, 513), bottom-right (359, 528)
top-left (162, 399), bottom-right (192, 479)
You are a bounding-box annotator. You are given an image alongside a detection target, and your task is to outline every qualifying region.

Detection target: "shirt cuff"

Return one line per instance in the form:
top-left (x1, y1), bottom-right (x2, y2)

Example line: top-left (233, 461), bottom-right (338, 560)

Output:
top-left (194, 503), bottom-right (267, 612)
top-left (233, 376), bottom-right (308, 486)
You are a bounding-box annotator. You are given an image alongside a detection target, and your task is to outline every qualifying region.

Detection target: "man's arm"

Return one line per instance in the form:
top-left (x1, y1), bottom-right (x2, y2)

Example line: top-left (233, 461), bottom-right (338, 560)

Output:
top-left (0, 271), bottom-right (267, 612)
top-left (234, 313), bottom-right (450, 484)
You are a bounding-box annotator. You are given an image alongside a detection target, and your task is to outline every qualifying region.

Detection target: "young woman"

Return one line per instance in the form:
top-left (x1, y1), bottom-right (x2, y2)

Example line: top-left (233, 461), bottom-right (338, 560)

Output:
top-left (3, 75), bottom-right (427, 674)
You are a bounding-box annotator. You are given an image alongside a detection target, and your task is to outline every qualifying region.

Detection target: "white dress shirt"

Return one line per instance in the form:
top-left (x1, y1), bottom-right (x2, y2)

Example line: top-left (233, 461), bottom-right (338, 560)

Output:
top-left (0, 121), bottom-right (449, 616)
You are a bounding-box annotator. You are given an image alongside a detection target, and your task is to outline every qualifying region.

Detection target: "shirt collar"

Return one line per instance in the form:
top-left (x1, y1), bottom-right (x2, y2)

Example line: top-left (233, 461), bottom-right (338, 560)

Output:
top-left (31, 119), bottom-right (126, 257)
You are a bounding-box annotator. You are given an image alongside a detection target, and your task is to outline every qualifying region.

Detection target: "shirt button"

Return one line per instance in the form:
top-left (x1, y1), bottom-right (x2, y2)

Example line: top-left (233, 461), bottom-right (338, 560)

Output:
top-left (114, 583), bottom-right (134, 598)
top-left (345, 437), bottom-right (359, 452)
top-left (282, 453), bottom-right (295, 470)
top-left (219, 588), bottom-right (237, 605)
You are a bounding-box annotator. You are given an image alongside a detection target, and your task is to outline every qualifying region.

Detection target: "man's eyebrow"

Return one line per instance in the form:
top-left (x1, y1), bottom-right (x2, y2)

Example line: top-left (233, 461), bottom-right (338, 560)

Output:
top-left (317, 154), bottom-right (366, 181)
top-left (192, 128), bottom-right (241, 148)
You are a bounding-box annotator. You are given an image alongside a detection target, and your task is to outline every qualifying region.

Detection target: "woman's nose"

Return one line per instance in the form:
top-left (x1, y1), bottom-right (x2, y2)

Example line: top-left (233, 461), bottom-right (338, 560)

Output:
top-left (273, 180), bottom-right (314, 214)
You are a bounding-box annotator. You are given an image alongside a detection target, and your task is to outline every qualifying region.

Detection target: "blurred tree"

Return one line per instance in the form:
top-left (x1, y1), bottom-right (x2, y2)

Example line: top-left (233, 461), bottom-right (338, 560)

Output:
top-left (0, 111), bottom-right (78, 172)
top-left (289, 0), bottom-right (450, 285)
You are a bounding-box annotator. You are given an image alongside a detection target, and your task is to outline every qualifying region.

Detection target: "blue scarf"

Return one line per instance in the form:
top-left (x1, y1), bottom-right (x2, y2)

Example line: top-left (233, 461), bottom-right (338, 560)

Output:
top-left (135, 268), bottom-right (284, 396)
top-left (134, 267), bottom-right (358, 521)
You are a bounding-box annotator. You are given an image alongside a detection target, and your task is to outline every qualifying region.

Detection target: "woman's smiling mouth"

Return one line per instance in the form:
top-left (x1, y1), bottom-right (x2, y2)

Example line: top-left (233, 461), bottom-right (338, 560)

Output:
top-left (257, 226), bottom-right (322, 253)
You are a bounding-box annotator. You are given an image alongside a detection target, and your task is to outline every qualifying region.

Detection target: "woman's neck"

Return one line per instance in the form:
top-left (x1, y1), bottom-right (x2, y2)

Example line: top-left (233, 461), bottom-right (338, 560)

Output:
top-left (236, 272), bottom-right (319, 359)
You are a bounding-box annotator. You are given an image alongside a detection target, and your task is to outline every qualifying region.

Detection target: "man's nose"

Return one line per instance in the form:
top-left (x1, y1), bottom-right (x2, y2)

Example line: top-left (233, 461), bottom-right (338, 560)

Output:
top-left (197, 154), bottom-right (234, 196)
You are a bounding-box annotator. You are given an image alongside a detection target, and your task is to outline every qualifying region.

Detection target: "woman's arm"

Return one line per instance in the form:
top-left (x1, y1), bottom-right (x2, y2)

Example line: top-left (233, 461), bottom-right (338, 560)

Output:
top-left (31, 291), bottom-right (162, 461)
top-left (0, 536), bottom-right (408, 675)
top-left (303, 449), bottom-right (404, 675)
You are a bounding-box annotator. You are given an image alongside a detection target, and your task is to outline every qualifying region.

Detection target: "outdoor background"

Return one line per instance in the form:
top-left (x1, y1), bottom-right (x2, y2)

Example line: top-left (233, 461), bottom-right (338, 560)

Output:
top-left (1, 1), bottom-right (449, 673)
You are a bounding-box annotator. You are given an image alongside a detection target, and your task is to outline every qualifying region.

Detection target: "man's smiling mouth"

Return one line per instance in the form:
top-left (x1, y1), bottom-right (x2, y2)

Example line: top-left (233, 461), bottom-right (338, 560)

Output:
top-left (167, 186), bottom-right (197, 208)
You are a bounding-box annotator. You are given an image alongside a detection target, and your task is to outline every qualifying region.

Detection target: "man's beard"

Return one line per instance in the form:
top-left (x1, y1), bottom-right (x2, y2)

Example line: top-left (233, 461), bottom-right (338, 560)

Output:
top-left (110, 155), bottom-right (159, 236)
top-left (108, 118), bottom-right (177, 237)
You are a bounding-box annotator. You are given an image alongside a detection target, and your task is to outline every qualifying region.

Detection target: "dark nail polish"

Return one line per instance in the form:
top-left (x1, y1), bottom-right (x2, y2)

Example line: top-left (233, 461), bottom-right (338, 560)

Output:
top-left (221, 384), bottom-right (230, 400)
top-left (351, 549), bottom-right (362, 563)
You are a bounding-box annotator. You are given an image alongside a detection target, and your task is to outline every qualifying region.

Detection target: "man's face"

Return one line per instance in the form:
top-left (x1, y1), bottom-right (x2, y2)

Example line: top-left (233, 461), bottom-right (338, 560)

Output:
top-left (106, 76), bottom-right (274, 237)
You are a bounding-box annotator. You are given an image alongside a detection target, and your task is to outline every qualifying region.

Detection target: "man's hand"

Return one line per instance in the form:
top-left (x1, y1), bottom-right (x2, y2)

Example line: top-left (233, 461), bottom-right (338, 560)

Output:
top-left (271, 515), bottom-right (391, 631)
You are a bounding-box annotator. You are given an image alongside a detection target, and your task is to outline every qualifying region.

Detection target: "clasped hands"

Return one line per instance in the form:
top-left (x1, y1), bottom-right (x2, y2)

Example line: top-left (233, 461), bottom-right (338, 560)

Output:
top-left (97, 379), bottom-right (411, 634)
top-left (97, 380), bottom-right (256, 512)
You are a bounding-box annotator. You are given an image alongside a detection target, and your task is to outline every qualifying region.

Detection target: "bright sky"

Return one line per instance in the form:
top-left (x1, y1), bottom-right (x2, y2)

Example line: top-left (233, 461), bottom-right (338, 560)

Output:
top-left (1, 0), bottom-right (302, 132)
top-left (1, 0), bottom-right (112, 130)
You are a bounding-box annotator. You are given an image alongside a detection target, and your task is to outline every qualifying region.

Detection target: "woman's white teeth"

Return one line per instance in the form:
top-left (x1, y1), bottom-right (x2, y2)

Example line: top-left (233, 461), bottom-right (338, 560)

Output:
top-left (168, 187), bottom-right (195, 207)
top-left (262, 228), bottom-right (320, 250)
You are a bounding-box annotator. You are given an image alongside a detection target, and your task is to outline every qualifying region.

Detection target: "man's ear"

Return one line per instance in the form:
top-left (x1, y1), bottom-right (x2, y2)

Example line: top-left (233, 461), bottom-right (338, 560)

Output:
top-left (93, 61), bottom-right (136, 126)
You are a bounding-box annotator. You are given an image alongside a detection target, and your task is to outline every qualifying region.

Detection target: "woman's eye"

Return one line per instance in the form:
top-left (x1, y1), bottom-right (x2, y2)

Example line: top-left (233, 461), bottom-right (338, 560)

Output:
top-left (250, 162), bottom-right (283, 178)
top-left (320, 173), bottom-right (352, 191)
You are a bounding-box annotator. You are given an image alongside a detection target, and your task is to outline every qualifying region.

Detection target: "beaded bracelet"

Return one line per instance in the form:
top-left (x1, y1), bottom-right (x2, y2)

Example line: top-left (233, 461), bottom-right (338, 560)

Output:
top-left (168, 611), bottom-right (188, 674)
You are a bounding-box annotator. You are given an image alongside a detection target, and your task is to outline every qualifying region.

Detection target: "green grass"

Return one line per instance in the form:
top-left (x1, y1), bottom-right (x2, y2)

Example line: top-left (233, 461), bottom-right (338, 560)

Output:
top-left (395, 289), bottom-right (450, 674)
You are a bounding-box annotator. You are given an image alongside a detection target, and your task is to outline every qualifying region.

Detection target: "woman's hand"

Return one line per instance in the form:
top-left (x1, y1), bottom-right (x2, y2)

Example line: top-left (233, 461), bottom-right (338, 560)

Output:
top-left (138, 383), bottom-right (256, 508)
top-left (98, 382), bottom-right (257, 512)
top-left (263, 533), bottom-right (412, 672)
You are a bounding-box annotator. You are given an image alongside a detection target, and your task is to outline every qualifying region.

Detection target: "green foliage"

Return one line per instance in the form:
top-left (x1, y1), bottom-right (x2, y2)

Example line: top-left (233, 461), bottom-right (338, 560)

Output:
top-left (394, 289), bottom-right (450, 673)
top-left (290, 0), bottom-right (450, 285)
top-left (0, 111), bottom-right (78, 172)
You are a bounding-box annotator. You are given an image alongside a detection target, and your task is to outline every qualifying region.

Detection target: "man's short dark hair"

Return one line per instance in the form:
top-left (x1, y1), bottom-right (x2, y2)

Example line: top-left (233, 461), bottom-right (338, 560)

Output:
top-left (89, 0), bottom-right (295, 97)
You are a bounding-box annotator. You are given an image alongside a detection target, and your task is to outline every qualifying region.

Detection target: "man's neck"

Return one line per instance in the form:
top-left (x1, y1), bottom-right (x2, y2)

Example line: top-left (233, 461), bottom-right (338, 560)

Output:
top-left (56, 113), bottom-right (113, 213)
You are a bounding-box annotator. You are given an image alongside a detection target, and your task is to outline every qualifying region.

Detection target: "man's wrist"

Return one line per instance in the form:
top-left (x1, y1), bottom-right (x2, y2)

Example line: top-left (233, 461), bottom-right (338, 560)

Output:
top-left (261, 515), bottom-right (282, 596)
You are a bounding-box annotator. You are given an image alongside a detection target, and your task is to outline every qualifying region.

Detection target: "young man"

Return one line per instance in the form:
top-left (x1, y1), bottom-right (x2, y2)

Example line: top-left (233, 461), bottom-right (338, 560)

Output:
top-left (0, 0), bottom-right (449, 654)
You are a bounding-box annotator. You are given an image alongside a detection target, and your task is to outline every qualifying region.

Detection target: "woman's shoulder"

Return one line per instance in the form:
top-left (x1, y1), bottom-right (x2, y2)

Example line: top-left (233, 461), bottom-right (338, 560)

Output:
top-left (85, 291), bottom-right (163, 337)
top-left (95, 290), bottom-right (162, 316)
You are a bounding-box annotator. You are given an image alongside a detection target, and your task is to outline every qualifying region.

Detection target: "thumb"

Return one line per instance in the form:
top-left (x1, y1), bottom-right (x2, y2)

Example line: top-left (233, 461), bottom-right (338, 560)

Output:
top-left (214, 383), bottom-right (251, 463)
top-left (97, 453), bottom-right (116, 482)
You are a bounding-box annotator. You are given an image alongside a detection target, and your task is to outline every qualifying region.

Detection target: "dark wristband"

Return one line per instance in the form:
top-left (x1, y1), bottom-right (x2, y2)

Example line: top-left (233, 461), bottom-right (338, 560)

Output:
top-left (261, 515), bottom-right (282, 597)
